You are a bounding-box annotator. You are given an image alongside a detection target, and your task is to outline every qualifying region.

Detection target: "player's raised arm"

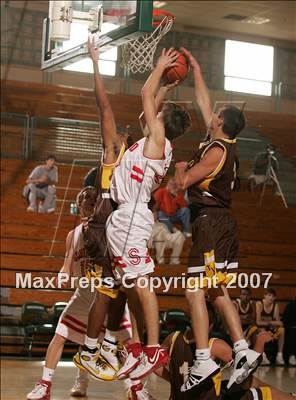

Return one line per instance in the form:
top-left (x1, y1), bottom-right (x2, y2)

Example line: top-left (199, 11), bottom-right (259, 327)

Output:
top-left (180, 47), bottom-right (212, 132)
top-left (139, 81), bottom-right (179, 137)
top-left (175, 146), bottom-right (224, 190)
top-left (88, 37), bottom-right (121, 152)
top-left (141, 49), bottom-right (178, 152)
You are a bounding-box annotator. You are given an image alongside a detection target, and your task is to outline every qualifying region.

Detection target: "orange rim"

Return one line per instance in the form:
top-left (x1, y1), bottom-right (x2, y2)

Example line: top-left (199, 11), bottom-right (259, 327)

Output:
top-left (153, 9), bottom-right (175, 27)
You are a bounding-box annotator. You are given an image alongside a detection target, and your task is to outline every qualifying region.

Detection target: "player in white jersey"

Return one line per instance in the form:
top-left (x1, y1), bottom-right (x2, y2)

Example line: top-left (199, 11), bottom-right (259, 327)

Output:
top-left (27, 187), bottom-right (133, 400)
top-left (71, 39), bottom-right (156, 400)
top-left (106, 48), bottom-right (191, 381)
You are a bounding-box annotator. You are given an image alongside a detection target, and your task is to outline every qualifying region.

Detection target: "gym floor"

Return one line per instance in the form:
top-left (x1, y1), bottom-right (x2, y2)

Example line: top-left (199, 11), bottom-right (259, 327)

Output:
top-left (1, 359), bottom-right (295, 399)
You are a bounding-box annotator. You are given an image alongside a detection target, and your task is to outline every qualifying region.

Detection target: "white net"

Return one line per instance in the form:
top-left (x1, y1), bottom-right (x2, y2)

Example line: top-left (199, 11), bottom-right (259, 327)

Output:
top-left (121, 14), bottom-right (174, 74)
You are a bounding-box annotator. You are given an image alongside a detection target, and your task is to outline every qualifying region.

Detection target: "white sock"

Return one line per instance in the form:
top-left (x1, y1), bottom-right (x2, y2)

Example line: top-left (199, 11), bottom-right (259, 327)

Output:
top-left (84, 336), bottom-right (98, 350)
top-left (277, 352), bottom-right (283, 356)
top-left (195, 348), bottom-right (211, 361)
top-left (233, 339), bottom-right (248, 354)
top-left (42, 367), bottom-right (55, 382)
top-left (104, 329), bottom-right (118, 345)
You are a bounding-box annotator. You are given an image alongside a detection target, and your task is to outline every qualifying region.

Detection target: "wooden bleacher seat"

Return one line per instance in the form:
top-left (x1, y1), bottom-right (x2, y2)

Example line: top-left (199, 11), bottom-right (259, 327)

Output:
top-left (1, 159), bottom-right (295, 321)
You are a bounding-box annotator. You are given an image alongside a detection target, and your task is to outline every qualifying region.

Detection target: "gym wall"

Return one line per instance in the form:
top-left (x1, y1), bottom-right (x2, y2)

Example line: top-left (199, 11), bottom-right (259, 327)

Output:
top-left (1, 1), bottom-right (296, 114)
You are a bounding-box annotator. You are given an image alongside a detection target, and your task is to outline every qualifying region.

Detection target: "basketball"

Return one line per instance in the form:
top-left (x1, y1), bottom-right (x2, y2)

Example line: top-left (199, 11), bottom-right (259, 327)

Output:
top-left (163, 51), bottom-right (189, 83)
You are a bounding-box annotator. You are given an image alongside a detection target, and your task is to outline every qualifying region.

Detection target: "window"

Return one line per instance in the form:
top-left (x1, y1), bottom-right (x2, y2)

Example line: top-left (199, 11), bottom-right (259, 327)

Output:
top-left (63, 23), bottom-right (118, 76)
top-left (63, 47), bottom-right (117, 76)
top-left (224, 40), bottom-right (274, 96)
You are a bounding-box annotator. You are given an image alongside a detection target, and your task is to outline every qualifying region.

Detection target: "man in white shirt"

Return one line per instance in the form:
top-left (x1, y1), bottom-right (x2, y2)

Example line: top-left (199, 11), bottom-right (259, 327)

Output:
top-left (23, 155), bottom-right (58, 213)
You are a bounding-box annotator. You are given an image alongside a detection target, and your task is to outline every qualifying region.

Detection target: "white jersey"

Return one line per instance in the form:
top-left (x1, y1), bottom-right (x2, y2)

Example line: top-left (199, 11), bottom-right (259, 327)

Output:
top-left (110, 137), bottom-right (172, 205)
top-left (71, 224), bottom-right (91, 280)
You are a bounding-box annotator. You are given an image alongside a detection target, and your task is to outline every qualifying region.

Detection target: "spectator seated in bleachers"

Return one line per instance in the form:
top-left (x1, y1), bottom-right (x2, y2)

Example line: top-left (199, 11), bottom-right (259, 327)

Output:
top-left (256, 288), bottom-right (285, 365)
top-left (234, 288), bottom-right (258, 347)
top-left (148, 220), bottom-right (185, 265)
top-left (23, 155), bottom-right (58, 214)
top-left (153, 177), bottom-right (191, 238)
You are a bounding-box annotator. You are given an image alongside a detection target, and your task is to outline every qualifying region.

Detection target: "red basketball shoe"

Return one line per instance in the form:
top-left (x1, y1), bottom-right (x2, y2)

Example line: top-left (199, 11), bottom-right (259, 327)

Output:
top-left (129, 345), bottom-right (169, 380)
top-left (27, 380), bottom-right (51, 400)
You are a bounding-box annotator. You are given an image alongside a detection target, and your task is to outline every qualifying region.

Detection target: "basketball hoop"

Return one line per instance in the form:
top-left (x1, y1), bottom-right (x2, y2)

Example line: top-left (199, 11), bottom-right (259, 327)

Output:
top-left (121, 9), bottom-right (175, 74)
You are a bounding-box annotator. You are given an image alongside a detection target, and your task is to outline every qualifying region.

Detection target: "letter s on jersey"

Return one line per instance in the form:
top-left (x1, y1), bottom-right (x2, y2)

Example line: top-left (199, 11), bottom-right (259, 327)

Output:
top-left (128, 248), bottom-right (141, 265)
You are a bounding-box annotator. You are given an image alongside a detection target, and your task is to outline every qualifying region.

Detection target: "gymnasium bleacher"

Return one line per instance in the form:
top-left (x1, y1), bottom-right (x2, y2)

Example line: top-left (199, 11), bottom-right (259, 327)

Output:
top-left (1, 80), bottom-right (296, 357)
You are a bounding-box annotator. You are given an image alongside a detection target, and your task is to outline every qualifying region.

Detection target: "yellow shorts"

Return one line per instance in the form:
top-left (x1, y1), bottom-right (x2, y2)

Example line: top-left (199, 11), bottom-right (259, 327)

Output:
top-left (85, 263), bottom-right (119, 299)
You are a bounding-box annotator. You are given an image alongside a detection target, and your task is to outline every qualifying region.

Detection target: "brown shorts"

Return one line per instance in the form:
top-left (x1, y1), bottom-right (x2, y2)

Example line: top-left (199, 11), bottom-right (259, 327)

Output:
top-left (187, 208), bottom-right (239, 289)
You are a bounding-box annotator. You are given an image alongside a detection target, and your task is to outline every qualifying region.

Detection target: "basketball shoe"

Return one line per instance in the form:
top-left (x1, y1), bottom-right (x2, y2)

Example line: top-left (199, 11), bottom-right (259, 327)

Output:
top-left (129, 345), bottom-right (169, 380)
top-left (73, 347), bottom-right (115, 381)
top-left (127, 382), bottom-right (156, 400)
top-left (227, 348), bottom-right (262, 390)
top-left (180, 358), bottom-right (220, 392)
top-left (70, 372), bottom-right (88, 397)
top-left (27, 380), bottom-right (51, 400)
top-left (100, 338), bottom-right (123, 372)
top-left (117, 343), bottom-right (143, 380)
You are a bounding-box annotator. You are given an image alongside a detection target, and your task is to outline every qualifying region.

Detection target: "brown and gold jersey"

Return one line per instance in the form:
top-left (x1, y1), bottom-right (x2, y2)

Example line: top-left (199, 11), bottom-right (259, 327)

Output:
top-left (169, 332), bottom-right (221, 400)
top-left (187, 138), bottom-right (238, 209)
top-left (83, 142), bottom-right (126, 265)
top-left (259, 301), bottom-right (276, 322)
top-left (235, 299), bottom-right (255, 328)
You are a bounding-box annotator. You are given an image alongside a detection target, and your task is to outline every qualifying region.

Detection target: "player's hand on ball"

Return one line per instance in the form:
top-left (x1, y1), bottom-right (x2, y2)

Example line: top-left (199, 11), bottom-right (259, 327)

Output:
top-left (165, 80), bottom-right (180, 90)
top-left (159, 80), bottom-right (180, 94)
top-left (88, 36), bottom-right (99, 62)
top-left (157, 48), bottom-right (179, 70)
top-left (180, 47), bottom-right (200, 71)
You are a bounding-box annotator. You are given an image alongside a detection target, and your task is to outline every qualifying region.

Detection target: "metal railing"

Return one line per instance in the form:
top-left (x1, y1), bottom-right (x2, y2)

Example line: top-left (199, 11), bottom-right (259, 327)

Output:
top-left (1, 113), bottom-right (139, 162)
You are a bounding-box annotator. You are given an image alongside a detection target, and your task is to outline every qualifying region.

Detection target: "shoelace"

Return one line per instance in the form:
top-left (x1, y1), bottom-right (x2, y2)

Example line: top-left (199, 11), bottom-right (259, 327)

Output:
top-left (138, 351), bottom-right (148, 366)
top-left (117, 347), bottom-right (128, 359)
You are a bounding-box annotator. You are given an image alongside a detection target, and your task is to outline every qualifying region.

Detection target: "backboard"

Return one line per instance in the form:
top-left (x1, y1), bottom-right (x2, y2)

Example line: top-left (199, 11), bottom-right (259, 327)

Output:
top-left (41, 0), bottom-right (153, 71)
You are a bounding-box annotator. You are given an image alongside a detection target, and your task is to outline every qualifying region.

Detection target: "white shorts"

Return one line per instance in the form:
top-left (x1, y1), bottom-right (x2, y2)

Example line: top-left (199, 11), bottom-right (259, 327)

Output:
top-left (106, 203), bottom-right (155, 280)
top-left (56, 287), bottom-right (132, 345)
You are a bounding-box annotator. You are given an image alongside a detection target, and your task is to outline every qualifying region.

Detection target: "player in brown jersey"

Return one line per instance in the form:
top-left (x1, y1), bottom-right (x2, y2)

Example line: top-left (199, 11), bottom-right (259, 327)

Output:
top-left (256, 288), bottom-right (285, 366)
top-left (234, 288), bottom-right (258, 347)
top-left (155, 327), bottom-right (292, 400)
top-left (174, 48), bottom-right (261, 392)
top-left (72, 37), bottom-right (151, 396)
top-left (234, 289), bottom-right (256, 332)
